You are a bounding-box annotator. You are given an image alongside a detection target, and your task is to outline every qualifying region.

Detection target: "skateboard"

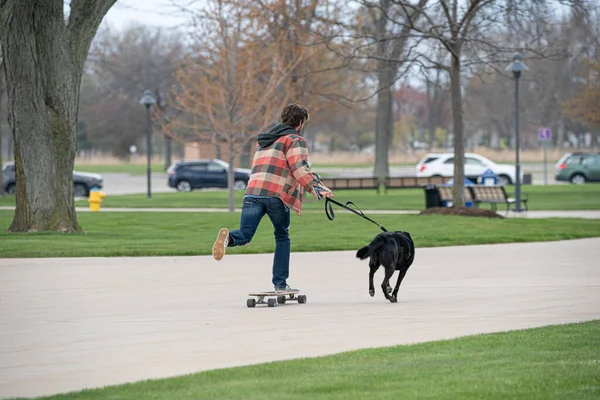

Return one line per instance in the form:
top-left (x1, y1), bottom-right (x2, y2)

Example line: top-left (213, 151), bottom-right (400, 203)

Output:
top-left (246, 289), bottom-right (307, 308)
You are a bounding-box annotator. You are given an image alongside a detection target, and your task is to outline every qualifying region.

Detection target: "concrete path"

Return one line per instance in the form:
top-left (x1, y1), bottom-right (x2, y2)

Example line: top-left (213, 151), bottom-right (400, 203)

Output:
top-left (1, 206), bottom-right (599, 219)
top-left (1, 238), bottom-right (599, 399)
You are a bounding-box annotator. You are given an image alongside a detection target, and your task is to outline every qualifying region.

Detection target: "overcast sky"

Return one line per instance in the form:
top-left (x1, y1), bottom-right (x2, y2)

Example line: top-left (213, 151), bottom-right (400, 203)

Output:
top-left (100, 0), bottom-right (191, 31)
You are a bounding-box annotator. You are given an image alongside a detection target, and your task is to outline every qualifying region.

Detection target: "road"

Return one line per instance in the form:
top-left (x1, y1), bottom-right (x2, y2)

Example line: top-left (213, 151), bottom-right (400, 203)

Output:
top-left (315, 163), bottom-right (562, 185)
top-left (99, 172), bottom-right (174, 196)
top-left (1, 238), bottom-right (598, 398)
top-left (96, 162), bottom-right (563, 197)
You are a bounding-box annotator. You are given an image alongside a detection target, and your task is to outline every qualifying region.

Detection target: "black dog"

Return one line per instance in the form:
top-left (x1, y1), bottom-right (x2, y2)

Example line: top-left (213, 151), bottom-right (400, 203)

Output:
top-left (356, 231), bottom-right (415, 303)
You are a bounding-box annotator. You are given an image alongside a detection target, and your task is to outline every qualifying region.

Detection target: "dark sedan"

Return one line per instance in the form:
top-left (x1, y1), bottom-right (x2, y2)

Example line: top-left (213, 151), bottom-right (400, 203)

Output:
top-left (167, 159), bottom-right (251, 191)
top-left (2, 162), bottom-right (103, 197)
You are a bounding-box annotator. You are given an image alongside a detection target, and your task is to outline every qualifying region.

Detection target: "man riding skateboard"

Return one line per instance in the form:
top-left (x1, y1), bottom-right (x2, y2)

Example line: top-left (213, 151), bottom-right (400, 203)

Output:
top-left (212, 103), bottom-right (333, 293)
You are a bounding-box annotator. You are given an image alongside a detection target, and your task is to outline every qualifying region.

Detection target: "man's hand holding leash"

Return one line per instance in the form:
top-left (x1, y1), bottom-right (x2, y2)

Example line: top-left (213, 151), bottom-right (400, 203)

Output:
top-left (313, 184), bottom-right (333, 200)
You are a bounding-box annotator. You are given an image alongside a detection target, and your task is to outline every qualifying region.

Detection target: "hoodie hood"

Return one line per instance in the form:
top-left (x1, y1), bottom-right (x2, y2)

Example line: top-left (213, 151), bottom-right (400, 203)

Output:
top-left (256, 124), bottom-right (298, 149)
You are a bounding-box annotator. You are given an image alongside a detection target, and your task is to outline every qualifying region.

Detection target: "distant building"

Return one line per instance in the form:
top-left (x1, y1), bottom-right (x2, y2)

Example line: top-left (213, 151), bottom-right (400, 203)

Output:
top-left (183, 135), bottom-right (257, 169)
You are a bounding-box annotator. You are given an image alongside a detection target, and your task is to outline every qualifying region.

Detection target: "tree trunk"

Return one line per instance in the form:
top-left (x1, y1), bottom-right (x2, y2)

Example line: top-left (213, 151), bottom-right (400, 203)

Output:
top-left (0, 76), bottom-right (4, 197)
top-left (373, 65), bottom-right (394, 182)
top-left (426, 80), bottom-right (436, 148)
top-left (227, 144), bottom-right (236, 212)
top-left (1, 0), bottom-right (116, 232)
top-left (8, 134), bottom-right (13, 160)
top-left (164, 136), bottom-right (172, 171)
top-left (449, 50), bottom-right (466, 207)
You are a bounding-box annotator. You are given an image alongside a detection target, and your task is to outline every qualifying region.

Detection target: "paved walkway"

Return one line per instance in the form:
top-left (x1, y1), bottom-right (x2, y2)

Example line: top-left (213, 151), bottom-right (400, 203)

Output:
top-left (1, 206), bottom-right (599, 219)
top-left (1, 238), bottom-right (599, 398)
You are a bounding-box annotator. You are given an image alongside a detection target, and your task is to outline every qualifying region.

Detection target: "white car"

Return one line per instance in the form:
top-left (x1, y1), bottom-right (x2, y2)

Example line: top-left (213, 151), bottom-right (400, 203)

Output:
top-left (415, 153), bottom-right (521, 185)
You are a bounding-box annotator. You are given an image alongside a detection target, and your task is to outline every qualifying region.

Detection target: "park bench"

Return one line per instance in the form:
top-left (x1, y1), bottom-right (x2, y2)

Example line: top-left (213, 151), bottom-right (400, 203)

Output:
top-left (317, 176), bottom-right (449, 194)
top-left (317, 175), bottom-right (452, 195)
top-left (383, 176), bottom-right (446, 193)
top-left (469, 185), bottom-right (529, 215)
top-left (437, 185), bottom-right (475, 206)
top-left (318, 177), bottom-right (381, 193)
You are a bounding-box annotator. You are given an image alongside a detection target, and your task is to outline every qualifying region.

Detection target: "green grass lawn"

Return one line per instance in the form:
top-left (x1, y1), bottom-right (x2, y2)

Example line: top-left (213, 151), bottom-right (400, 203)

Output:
top-left (1, 183), bottom-right (598, 211)
top-left (1, 210), bottom-right (599, 258)
top-left (58, 183), bottom-right (600, 211)
top-left (11, 320), bottom-right (600, 400)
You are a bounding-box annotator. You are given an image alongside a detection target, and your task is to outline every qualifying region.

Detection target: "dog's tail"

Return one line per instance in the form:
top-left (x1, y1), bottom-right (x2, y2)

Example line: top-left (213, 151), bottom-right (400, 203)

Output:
top-left (356, 245), bottom-right (370, 259)
top-left (356, 235), bottom-right (386, 260)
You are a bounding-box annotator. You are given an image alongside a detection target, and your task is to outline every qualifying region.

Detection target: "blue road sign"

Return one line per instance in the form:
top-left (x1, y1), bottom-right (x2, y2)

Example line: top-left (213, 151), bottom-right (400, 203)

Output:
top-left (538, 127), bottom-right (551, 141)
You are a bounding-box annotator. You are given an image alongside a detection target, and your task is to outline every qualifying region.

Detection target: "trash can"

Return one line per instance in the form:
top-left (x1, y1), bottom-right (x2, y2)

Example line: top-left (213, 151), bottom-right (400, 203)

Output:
top-left (423, 184), bottom-right (441, 208)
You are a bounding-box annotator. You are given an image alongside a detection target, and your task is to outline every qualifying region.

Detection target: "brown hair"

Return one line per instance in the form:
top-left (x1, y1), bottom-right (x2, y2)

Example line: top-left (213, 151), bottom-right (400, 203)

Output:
top-left (281, 103), bottom-right (310, 127)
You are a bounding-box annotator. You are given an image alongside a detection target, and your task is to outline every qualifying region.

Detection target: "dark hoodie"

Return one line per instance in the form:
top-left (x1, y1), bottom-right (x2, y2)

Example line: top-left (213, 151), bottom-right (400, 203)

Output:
top-left (257, 124), bottom-right (299, 149)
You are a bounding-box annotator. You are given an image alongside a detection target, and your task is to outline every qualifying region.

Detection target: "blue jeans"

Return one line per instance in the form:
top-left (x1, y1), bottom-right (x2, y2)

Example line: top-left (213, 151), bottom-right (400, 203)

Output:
top-left (228, 196), bottom-right (291, 289)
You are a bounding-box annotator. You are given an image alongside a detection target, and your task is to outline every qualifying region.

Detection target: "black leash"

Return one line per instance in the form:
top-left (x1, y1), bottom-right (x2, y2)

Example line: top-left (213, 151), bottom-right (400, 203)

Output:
top-left (323, 197), bottom-right (388, 233)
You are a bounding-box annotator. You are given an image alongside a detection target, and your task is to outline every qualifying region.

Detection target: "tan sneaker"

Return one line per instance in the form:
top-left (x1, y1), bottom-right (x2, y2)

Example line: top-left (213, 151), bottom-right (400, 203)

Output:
top-left (275, 285), bottom-right (297, 293)
top-left (212, 228), bottom-right (230, 261)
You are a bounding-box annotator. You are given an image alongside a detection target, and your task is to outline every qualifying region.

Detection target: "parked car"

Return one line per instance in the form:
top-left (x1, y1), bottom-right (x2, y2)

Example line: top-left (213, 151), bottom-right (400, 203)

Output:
top-left (2, 161), bottom-right (103, 197)
top-left (167, 159), bottom-right (252, 192)
top-left (555, 152), bottom-right (599, 170)
top-left (415, 152), bottom-right (522, 185)
top-left (555, 152), bottom-right (600, 184)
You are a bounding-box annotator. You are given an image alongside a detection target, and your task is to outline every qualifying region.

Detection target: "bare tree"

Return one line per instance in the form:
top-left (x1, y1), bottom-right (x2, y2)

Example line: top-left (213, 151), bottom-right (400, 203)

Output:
top-left (378, 0), bottom-right (581, 206)
top-left (234, 0), bottom-right (368, 150)
top-left (561, 56), bottom-right (600, 128)
top-left (165, 0), bottom-right (302, 212)
top-left (0, 0), bottom-right (117, 232)
top-left (324, 0), bottom-right (429, 181)
top-left (80, 24), bottom-right (185, 161)
top-left (463, 2), bottom-right (599, 150)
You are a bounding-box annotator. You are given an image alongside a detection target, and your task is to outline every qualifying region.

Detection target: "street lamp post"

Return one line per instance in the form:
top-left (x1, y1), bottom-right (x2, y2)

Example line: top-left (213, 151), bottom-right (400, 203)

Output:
top-left (505, 53), bottom-right (529, 212)
top-left (140, 90), bottom-right (156, 198)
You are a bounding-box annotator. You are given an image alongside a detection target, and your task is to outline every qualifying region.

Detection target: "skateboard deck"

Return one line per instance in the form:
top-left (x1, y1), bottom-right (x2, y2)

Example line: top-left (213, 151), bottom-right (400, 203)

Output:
top-left (247, 289), bottom-right (307, 308)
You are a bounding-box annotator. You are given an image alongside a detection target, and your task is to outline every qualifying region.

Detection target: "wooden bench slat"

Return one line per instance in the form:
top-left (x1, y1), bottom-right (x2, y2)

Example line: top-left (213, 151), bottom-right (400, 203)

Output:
top-left (319, 177), bottom-right (380, 191)
top-left (468, 185), bottom-right (528, 214)
top-left (437, 186), bottom-right (473, 201)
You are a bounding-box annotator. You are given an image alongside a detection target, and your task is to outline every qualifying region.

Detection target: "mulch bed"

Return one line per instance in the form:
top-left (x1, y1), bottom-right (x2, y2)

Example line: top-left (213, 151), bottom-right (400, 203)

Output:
top-left (419, 207), bottom-right (505, 219)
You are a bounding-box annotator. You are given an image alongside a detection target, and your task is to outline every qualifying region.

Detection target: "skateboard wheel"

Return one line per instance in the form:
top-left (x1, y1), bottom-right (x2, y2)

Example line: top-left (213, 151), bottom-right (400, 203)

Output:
top-left (247, 298), bottom-right (256, 308)
top-left (277, 295), bottom-right (286, 304)
top-left (297, 295), bottom-right (307, 304)
top-left (267, 298), bottom-right (277, 307)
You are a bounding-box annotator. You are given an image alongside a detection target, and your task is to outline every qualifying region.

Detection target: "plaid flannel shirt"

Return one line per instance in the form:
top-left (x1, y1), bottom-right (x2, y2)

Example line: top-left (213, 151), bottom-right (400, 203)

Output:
top-left (245, 133), bottom-right (320, 215)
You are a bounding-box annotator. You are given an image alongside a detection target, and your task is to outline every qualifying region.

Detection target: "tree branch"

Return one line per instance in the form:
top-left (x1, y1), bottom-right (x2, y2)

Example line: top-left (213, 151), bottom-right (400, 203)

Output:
top-left (439, 0), bottom-right (454, 31)
top-left (68, 0), bottom-right (118, 61)
top-left (459, 0), bottom-right (496, 39)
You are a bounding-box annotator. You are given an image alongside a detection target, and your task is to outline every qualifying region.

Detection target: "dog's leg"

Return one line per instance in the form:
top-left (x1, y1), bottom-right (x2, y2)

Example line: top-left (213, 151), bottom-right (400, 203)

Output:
top-left (369, 267), bottom-right (376, 297)
top-left (390, 268), bottom-right (408, 303)
top-left (368, 259), bottom-right (379, 297)
top-left (381, 267), bottom-right (395, 302)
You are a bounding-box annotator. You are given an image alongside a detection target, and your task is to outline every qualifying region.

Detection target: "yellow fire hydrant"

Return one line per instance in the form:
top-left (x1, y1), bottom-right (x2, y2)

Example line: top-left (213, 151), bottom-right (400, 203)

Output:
top-left (88, 187), bottom-right (106, 212)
